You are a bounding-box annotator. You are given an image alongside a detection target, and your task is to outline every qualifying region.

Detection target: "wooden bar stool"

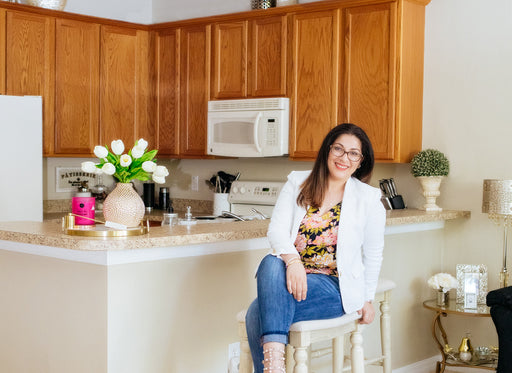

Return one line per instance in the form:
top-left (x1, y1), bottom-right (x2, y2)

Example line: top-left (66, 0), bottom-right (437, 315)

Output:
top-left (237, 278), bottom-right (395, 373)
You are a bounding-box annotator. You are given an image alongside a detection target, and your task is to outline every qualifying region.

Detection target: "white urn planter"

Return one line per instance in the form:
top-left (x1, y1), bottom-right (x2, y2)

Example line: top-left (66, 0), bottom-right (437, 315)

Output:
top-left (417, 176), bottom-right (444, 212)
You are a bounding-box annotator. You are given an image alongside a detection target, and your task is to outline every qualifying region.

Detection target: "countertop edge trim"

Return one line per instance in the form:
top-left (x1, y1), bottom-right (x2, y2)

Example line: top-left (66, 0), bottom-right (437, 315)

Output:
top-left (0, 237), bottom-right (271, 265)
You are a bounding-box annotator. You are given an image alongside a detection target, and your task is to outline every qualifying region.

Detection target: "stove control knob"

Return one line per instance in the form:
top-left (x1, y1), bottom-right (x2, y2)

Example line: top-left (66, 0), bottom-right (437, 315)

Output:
top-left (232, 186), bottom-right (238, 194)
top-left (240, 187), bottom-right (246, 194)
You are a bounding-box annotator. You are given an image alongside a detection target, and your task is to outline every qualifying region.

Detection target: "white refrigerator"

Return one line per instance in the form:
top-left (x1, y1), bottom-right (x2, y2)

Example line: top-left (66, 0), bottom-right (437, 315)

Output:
top-left (0, 95), bottom-right (43, 222)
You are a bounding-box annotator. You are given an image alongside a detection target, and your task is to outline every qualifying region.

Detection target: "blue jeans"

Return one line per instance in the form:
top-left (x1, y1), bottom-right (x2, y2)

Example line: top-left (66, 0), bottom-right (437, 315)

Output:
top-left (246, 254), bottom-right (345, 373)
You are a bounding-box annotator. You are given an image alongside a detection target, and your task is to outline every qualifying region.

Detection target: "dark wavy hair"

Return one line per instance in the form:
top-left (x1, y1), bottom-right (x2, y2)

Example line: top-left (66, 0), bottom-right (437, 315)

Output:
top-left (297, 123), bottom-right (375, 209)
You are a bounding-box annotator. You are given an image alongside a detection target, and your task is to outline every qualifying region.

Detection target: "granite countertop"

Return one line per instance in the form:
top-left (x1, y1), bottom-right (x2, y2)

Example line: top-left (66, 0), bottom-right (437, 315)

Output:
top-left (0, 209), bottom-right (470, 251)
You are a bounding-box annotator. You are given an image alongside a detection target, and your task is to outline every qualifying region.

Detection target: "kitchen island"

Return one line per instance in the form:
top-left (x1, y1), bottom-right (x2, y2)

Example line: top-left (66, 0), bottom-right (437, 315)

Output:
top-left (0, 209), bottom-right (469, 373)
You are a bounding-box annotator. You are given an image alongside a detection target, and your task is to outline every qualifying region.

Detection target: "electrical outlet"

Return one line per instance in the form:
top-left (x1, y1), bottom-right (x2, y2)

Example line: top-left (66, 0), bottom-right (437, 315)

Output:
top-left (191, 175), bottom-right (199, 191)
top-left (228, 342), bottom-right (240, 360)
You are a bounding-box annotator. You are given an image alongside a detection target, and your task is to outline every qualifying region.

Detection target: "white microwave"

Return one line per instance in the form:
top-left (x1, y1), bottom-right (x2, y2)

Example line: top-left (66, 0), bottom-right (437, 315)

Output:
top-left (207, 98), bottom-right (289, 157)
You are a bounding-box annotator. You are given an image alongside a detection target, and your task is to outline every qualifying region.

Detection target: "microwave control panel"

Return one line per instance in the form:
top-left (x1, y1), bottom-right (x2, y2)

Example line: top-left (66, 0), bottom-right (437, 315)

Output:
top-left (228, 181), bottom-right (285, 205)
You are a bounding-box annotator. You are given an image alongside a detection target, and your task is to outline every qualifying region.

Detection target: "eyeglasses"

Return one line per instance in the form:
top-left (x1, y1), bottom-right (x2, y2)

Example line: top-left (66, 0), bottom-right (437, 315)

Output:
top-left (329, 144), bottom-right (363, 162)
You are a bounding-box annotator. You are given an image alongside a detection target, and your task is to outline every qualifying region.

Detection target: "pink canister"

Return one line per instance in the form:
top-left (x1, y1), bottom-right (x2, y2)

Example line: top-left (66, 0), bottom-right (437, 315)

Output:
top-left (71, 197), bottom-right (96, 225)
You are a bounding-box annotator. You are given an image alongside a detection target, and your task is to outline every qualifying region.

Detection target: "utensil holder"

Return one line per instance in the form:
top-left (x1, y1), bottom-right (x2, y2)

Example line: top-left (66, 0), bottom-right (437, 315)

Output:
top-left (213, 193), bottom-right (230, 216)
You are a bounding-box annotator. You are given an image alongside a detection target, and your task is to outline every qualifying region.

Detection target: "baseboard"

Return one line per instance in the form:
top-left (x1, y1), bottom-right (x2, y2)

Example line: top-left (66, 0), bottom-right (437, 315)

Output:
top-left (393, 356), bottom-right (439, 373)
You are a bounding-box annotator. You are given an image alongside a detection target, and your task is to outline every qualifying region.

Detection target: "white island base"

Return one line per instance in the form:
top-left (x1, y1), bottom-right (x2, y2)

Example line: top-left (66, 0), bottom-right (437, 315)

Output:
top-left (1, 239), bottom-right (268, 373)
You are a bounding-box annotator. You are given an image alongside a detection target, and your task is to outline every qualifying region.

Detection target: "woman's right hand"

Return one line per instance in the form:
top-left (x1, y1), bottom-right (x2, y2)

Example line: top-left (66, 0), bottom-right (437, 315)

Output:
top-left (283, 255), bottom-right (307, 301)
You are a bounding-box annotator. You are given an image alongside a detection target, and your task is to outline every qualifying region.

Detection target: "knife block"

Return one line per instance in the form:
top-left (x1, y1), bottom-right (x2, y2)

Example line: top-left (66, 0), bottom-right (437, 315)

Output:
top-left (389, 195), bottom-right (405, 209)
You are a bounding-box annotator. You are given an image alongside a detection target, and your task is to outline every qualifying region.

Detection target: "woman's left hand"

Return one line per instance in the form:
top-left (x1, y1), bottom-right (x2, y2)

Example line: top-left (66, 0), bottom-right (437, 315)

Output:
top-left (357, 301), bottom-right (375, 324)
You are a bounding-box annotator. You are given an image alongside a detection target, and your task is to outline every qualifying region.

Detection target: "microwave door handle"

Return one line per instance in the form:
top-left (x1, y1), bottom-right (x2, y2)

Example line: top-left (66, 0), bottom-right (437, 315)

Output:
top-left (253, 112), bottom-right (263, 153)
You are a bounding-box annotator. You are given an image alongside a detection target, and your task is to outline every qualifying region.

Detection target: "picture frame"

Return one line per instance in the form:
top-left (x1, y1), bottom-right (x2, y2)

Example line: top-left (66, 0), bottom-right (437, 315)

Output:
top-left (456, 264), bottom-right (488, 305)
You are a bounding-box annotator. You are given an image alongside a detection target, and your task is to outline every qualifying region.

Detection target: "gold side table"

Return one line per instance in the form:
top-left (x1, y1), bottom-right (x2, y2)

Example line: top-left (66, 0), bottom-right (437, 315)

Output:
top-left (423, 299), bottom-right (497, 373)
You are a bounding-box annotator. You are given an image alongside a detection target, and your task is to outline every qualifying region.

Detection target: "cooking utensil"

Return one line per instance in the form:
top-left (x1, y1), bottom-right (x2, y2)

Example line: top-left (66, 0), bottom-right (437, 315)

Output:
top-left (379, 179), bottom-right (394, 198)
top-left (389, 178), bottom-right (398, 197)
top-left (379, 180), bottom-right (389, 197)
top-left (210, 171), bottom-right (239, 193)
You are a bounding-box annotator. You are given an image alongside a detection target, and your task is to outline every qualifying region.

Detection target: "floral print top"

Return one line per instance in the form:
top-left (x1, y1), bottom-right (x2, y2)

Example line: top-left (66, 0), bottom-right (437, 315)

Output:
top-left (293, 202), bottom-right (341, 277)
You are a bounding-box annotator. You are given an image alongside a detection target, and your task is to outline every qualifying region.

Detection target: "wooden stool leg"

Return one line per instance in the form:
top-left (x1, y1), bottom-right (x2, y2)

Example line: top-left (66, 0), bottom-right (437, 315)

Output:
top-left (238, 319), bottom-right (253, 373)
top-left (286, 344), bottom-right (294, 373)
top-left (380, 291), bottom-right (392, 373)
top-left (293, 346), bottom-right (309, 373)
top-left (333, 335), bottom-right (344, 373)
top-left (350, 324), bottom-right (364, 373)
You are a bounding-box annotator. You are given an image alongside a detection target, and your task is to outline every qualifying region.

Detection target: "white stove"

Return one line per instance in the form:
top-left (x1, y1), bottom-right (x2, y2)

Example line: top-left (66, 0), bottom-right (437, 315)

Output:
top-left (228, 180), bottom-right (285, 217)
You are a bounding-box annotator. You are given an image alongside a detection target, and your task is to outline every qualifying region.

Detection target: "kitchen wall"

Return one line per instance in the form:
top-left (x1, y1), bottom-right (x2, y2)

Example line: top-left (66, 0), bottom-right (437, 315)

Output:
top-left (422, 0), bottom-right (512, 347)
top-left (152, 0), bottom-right (249, 23)
top-left (15, 0), bottom-right (152, 23)
top-left (40, 0), bottom-right (512, 368)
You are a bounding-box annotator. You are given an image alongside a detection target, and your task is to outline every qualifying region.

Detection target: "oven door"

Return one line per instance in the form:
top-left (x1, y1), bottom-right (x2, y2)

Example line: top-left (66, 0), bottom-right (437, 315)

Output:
top-left (207, 110), bottom-right (265, 157)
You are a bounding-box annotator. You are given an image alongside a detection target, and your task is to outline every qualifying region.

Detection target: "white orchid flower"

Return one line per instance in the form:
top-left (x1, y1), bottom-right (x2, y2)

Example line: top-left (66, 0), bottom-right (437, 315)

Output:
top-left (81, 161), bottom-right (97, 173)
top-left (111, 139), bottom-right (125, 155)
top-left (102, 162), bottom-right (116, 175)
top-left (153, 165), bottom-right (169, 177)
top-left (131, 146), bottom-right (145, 159)
top-left (93, 145), bottom-right (108, 159)
top-left (142, 161), bottom-right (157, 172)
top-left (152, 175), bottom-right (166, 184)
top-left (136, 138), bottom-right (148, 151)
top-left (120, 154), bottom-right (132, 167)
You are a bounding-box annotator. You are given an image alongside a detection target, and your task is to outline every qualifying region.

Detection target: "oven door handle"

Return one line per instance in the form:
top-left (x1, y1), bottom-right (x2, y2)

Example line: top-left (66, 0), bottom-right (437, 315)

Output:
top-left (253, 112), bottom-right (263, 153)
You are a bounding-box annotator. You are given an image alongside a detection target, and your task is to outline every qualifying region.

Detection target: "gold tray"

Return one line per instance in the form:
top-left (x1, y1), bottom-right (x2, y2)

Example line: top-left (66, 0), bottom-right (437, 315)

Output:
top-left (63, 225), bottom-right (148, 237)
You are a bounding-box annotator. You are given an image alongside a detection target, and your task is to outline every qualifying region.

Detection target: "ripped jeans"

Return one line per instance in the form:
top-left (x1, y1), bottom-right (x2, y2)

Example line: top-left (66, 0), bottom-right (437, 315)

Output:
top-left (245, 254), bottom-right (345, 373)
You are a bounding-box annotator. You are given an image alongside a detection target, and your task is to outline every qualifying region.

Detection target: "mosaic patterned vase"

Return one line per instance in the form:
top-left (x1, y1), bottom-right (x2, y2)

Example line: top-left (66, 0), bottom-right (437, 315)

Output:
top-left (103, 183), bottom-right (145, 228)
top-left (251, 0), bottom-right (276, 9)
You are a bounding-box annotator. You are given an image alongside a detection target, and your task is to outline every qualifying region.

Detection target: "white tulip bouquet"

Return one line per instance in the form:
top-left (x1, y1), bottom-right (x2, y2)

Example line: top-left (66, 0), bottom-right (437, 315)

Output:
top-left (427, 273), bottom-right (458, 293)
top-left (81, 139), bottom-right (169, 184)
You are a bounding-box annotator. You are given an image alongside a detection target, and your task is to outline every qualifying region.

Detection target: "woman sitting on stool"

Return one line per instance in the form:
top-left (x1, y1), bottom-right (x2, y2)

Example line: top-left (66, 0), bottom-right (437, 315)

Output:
top-left (245, 123), bottom-right (386, 373)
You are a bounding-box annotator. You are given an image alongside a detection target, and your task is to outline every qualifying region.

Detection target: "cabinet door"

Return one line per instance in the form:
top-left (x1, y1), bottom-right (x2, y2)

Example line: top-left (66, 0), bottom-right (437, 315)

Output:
top-left (211, 21), bottom-right (247, 99)
top-left (54, 19), bottom-right (100, 155)
top-left (249, 15), bottom-right (287, 97)
top-left (179, 24), bottom-right (210, 157)
top-left (100, 25), bottom-right (152, 148)
top-left (288, 10), bottom-right (340, 160)
top-left (342, 3), bottom-right (397, 160)
top-left (155, 28), bottom-right (180, 157)
top-left (3, 11), bottom-right (55, 155)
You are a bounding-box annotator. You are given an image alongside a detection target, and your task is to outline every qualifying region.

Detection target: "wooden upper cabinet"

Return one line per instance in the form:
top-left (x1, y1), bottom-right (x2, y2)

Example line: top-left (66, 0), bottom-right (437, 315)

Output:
top-left (249, 15), bottom-right (287, 97)
top-left (54, 18), bottom-right (100, 155)
top-left (155, 28), bottom-right (180, 157)
top-left (211, 16), bottom-right (287, 99)
top-left (99, 25), bottom-right (152, 149)
top-left (211, 21), bottom-right (247, 99)
top-left (2, 10), bottom-right (55, 155)
top-left (179, 24), bottom-right (210, 157)
top-left (341, 3), bottom-right (396, 161)
top-left (288, 9), bottom-right (340, 160)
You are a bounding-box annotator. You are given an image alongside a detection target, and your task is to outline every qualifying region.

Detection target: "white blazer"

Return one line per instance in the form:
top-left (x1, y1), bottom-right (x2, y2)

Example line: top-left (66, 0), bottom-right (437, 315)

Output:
top-left (267, 171), bottom-right (386, 314)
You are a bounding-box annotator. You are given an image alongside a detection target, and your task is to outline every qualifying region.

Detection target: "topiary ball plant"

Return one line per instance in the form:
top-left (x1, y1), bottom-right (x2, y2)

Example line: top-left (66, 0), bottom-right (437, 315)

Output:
top-left (411, 149), bottom-right (449, 177)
